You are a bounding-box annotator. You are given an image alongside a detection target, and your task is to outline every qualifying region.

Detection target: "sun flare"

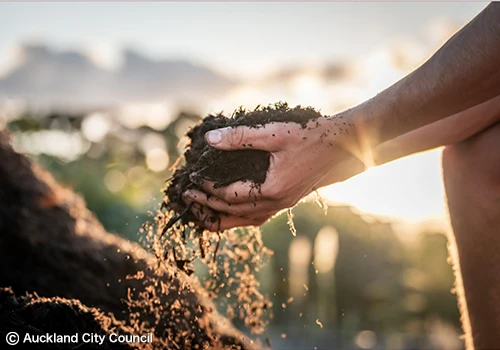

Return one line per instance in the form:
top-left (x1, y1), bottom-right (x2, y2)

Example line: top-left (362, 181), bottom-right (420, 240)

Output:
top-left (319, 149), bottom-right (446, 222)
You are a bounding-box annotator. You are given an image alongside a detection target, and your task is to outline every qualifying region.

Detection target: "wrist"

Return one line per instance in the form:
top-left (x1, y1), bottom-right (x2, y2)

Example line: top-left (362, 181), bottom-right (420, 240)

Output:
top-left (322, 107), bottom-right (377, 168)
top-left (311, 113), bottom-right (363, 174)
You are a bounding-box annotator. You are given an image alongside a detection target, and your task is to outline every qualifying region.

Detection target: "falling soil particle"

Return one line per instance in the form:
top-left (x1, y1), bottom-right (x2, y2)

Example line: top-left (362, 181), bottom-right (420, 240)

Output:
top-left (147, 103), bottom-right (327, 339)
top-left (0, 131), bottom-right (256, 349)
top-left (0, 287), bottom-right (135, 349)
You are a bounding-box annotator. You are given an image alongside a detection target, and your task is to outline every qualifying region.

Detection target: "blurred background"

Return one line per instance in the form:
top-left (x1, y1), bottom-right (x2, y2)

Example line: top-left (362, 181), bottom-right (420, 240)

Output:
top-left (0, 2), bottom-right (489, 349)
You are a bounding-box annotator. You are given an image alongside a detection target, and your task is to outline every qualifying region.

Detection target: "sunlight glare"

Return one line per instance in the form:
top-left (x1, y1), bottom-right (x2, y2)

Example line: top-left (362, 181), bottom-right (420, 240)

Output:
top-left (86, 42), bottom-right (123, 70)
top-left (319, 149), bottom-right (446, 222)
top-left (289, 236), bottom-right (312, 299)
top-left (120, 103), bottom-right (174, 130)
top-left (81, 112), bottom-right (111, 143)
top-left (146, 148), bottom-right (169, 172)
top-left (314, 226), bottom-right (339, 273)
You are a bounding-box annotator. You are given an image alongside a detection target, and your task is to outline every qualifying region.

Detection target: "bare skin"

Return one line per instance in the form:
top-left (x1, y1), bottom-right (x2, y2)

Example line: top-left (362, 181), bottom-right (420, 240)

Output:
top-left (184, 3), bottom-right (500, 348)
top-left (442, 121), bottom-right (500, 350)
top-left (184, 3), bottom-right (500, 229)
top-left (317, 94), bottom-right (500, 186)
top-left (183, 95), bottom-right (500, 229)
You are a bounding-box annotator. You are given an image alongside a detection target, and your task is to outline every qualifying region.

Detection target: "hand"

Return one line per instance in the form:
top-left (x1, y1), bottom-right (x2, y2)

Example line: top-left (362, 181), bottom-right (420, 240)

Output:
top-left (182, 115), bottom-right (357, 231)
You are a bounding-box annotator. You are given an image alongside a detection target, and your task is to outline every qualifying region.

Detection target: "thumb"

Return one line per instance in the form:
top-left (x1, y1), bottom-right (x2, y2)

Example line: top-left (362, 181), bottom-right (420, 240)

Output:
top-left (204, 125), bottom-right (281, 151)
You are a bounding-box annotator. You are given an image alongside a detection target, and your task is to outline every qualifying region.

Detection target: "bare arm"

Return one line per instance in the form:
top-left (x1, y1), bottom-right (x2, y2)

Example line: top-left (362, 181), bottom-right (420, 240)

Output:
top-left (348, 3), bottom-right (500, 148)
top-left (185, 3), bottom-right (500, 231)
top-left (317, 95), bottom-right (500, 187)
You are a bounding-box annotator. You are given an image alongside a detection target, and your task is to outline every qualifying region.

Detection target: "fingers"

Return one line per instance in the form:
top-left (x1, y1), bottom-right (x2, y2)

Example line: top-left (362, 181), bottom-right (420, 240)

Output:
top-left (189, 203), bottom-right (267, 231)
top-left (184, 189), bottom-right (244, 216)
top-left (196, 179), bottom-right (261, 204)
top-left (184, 188), bottom-right (276, 219)
top-left (204, 124), bottom-right (284, 151)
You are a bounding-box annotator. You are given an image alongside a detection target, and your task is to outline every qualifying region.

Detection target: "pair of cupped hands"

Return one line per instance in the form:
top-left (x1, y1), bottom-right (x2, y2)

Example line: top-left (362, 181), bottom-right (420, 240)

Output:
top-left (182, 115), bottom-right (362, 231)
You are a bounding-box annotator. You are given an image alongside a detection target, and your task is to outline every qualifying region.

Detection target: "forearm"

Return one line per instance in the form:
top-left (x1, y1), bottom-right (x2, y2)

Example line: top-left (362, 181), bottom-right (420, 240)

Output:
top-left (318, 95), bottom-right (500, 187)
top-left (348, 3), bottom-right (500, 148)
top-left (374, 94), bottom-right (500, 165)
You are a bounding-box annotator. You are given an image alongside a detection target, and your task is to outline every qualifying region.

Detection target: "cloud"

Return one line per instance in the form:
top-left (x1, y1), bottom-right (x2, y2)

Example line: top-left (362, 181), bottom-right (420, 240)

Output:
top-left (0, 44), bottom-right (235, 112)
top-left (256, 61), bottom-right (354, 86)
top-left (0, 29), bottom-right (445, 116)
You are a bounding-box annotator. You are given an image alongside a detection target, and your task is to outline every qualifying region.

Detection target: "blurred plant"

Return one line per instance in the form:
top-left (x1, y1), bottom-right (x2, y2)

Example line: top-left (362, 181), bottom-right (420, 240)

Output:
top-left (4, 108), bottom-right (461, 348)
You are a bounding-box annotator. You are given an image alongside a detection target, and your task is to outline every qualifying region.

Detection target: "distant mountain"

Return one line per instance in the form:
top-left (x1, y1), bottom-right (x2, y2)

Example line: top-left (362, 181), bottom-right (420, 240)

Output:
top-left (0, 44), bottom-right (235, 111)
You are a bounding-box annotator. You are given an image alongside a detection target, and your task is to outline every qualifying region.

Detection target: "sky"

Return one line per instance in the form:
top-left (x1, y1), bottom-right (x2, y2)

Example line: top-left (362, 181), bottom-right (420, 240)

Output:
top-left (0, 2), bottom-right (487, 78)
top-left (0, 2), bottom-right (490, 223)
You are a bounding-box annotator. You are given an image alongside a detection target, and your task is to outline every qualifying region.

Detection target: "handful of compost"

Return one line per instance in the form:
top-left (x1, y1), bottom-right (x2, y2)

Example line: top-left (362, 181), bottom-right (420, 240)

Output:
top-left (164, 103), bottom-right (322, 228)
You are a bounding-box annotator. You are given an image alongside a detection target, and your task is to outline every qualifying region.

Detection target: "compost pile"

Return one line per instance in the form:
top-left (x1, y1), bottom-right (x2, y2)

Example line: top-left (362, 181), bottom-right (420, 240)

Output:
top-left (0, 131), bottom-right (254, 350)
top-left (144, 103), bottom-right (323, 335)
top-left (0, 103), bottom-right (324, 349)
top-left (0, 287), bottom-right (134, 350)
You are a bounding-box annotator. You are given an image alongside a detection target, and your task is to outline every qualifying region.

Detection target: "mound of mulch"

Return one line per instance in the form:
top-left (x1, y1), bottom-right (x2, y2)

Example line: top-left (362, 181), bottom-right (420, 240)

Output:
top-left (0, 103), bottom-right (321, 349)
top-left (0, 287), bottom-right (134, 349)
top-left (0, 131), bottom-right (253, 349)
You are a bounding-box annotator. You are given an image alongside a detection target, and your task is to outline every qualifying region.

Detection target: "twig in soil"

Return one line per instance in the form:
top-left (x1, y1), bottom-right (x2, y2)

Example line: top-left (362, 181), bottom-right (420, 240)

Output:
top-left (172, 248), bottom-right (195, 276)
top-left (199, 230), bottom-right (206, 259)
top-left (213, 232), bottom-right (222, 264)
top-left (160, 202), bottom-right (193, 239)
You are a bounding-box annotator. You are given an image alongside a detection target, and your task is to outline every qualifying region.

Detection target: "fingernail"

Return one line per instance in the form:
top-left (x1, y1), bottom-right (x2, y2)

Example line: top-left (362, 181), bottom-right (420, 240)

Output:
top-left (183, 190), bottom-right (194, 200)
top-left (205, 130), bottom-right (222, 145)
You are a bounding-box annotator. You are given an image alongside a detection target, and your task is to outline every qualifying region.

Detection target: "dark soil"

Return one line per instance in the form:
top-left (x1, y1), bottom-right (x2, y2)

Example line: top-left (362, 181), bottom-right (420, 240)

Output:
top-left (0, 287), bottom-right (134, 349)
top-left (150, 103), bottom-right (318, 337)
top-left (0, 131), bottom-right (254, 349)
top-left (0, 103), bottom-right (318, 348)
top-left (164, 103), bottom-right (322, 225)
